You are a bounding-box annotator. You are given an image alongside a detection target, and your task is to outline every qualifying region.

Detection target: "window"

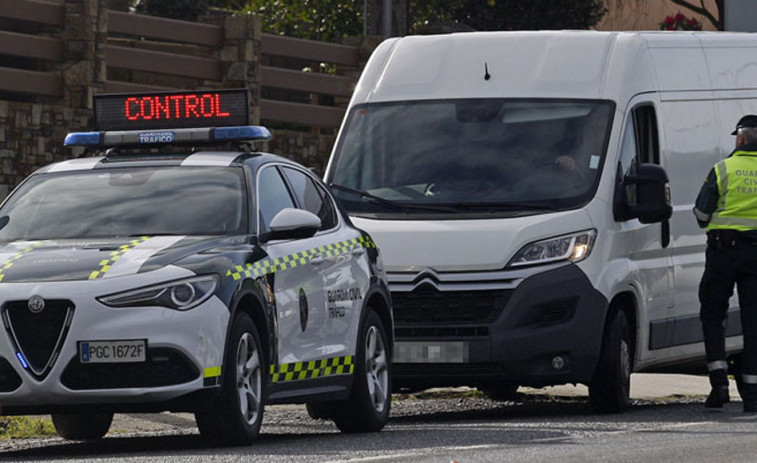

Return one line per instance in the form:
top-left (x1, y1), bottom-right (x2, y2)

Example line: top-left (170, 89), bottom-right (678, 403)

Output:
top-left (257, 166), bottom-right (295, 234)
top-left (282, 167), bottom-right (338, 230)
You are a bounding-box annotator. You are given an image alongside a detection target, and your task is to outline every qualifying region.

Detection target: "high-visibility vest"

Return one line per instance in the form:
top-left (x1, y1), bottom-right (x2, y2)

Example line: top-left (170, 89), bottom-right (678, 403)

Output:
top-left (708, 150), bottom-right (757, 231)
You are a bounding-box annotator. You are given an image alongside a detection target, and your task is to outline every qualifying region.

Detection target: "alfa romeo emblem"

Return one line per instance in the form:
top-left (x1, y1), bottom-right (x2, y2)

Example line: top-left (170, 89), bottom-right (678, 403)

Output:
top-left (28, 296), bottom-right (45, 314)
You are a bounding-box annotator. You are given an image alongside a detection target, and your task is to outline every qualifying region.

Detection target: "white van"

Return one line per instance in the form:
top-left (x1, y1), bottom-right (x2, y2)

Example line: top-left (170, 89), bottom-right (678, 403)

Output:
top-left (324, 31), bottom-right (757, 412)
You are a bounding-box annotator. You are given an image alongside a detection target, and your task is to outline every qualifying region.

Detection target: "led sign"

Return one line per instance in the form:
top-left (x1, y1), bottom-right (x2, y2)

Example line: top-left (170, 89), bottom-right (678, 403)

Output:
top-left (94, 89), bottom-right (250, 131)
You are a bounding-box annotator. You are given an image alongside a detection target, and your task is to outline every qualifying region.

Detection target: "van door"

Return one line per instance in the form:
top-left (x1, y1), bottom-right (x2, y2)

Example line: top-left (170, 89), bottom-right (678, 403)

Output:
top-left (616, 99), bottom-right (675, 360)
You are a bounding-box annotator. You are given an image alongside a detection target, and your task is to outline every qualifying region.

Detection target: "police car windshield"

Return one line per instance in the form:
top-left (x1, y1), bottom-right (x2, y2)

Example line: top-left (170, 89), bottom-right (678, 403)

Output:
top-left (327, 99), bottom-right (614, 216)
top-left (0, 167), bottom-right (246, 240)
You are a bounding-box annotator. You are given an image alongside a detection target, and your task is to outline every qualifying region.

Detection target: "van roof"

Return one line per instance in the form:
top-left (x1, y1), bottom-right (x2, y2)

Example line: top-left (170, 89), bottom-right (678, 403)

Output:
top-left (353, 31), bottom-right (757, 105)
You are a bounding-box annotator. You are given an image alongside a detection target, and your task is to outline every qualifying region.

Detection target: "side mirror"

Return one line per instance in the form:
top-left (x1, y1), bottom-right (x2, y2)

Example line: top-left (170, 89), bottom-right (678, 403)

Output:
top-left (623, 163), bottom-right (672, 224)
top-left (261, 208), bottom-right (321, 243)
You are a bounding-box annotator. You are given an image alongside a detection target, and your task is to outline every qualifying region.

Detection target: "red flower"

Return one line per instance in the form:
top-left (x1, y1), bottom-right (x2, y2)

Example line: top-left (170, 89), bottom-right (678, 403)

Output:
top-left (674, 13), bottom-right (685, 21)
top-left (663, 16), bottom-right (675, 25)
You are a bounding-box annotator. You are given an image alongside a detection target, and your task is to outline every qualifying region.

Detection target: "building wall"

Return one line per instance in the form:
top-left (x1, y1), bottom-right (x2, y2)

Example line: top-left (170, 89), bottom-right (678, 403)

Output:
top-left (598, 0), bottom-right (719, 31)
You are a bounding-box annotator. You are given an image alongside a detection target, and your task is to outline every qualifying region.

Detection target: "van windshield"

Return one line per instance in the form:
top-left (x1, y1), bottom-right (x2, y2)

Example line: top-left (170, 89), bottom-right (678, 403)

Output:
top-left (327, 99), bottom-right (614, 217)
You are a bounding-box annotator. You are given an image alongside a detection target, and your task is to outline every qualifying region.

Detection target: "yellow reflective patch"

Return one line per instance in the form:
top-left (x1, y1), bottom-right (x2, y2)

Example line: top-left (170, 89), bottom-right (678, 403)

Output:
top-left (228, 236), bottom-right (375, 281)
top-left (88, 236), bottom-right (150, 280)
top-left (269, 355), bottom-right (355, 383)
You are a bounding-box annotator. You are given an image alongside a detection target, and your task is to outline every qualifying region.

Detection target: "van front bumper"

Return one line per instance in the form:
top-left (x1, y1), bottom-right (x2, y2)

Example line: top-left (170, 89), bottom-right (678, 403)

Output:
top-left (390, 264), bottom-right (608, 390)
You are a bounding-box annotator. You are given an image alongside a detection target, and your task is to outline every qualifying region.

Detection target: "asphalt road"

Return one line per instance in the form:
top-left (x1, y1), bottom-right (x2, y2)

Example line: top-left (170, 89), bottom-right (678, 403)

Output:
top-left (0, 374), bottom-right (754, 463)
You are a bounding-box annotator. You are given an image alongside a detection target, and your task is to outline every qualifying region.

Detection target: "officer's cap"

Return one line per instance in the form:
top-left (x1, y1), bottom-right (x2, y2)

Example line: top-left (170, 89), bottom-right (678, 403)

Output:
top-left (731, 114), bottom-right (757, 135)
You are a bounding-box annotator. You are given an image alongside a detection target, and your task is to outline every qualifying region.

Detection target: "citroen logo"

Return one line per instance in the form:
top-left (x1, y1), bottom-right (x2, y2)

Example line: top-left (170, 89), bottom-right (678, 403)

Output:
top-left (28, 296), bottom-right (45, 314)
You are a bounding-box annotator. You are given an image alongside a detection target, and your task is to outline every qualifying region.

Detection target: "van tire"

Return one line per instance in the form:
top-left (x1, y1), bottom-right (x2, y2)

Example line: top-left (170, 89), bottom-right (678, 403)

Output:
top-left (332, 308), bottom-right (391, 433)
top-left (589, 310), bottom-right (632, 413)
top-left (195, 311), bottom-right (265, 446)
top-left (52, 412), bottom-right (113, 440)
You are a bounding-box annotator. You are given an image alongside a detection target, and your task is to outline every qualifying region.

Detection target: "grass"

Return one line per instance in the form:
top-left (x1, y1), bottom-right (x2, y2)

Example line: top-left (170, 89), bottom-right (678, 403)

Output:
top-left (0, 416), bottom-right (56, 439)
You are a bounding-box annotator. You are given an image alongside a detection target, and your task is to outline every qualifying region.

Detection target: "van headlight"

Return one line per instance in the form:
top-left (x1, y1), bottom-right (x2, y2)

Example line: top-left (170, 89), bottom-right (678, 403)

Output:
top-left (508, 230), bottom-right (596, 268)
top-left (97, 275), bottom-right (219, 311)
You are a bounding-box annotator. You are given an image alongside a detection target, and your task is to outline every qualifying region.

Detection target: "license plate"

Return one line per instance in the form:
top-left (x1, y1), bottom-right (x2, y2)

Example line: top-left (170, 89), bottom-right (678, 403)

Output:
top-left (394, 341), bottom-right (468, 363)
top-left (79, 340), bottom-right (146, 363)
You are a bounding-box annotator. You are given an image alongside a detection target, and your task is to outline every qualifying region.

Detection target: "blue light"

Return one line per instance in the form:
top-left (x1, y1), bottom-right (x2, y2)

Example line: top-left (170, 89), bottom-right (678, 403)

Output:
top-left (15, 352), bottom-right (28, 369)
top-left (214, 126), bottom-right (271, 141)
top-left (64, 132), bottom-right (101, 147)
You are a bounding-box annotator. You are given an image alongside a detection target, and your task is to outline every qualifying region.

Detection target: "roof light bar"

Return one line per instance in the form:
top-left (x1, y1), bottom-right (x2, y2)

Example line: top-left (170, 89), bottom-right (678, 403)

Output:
top-left (63, 125), bottom-right (272, 147)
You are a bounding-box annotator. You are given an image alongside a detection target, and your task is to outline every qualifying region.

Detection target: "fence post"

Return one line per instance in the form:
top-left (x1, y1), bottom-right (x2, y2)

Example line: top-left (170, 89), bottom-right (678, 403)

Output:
top-left (221, 15), bottom-right (262, 126)
top-left (57, 0), bottom-right (107, 110)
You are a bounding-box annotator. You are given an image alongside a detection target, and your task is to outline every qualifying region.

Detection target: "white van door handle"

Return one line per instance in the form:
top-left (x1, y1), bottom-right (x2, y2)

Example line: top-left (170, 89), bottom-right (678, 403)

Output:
top-left (352, 248), bottom-right (366, 257)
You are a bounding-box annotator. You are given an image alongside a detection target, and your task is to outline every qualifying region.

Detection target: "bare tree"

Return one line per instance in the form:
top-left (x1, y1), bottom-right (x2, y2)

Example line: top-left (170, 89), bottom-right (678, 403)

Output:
top-left (668, 0), bottom-right (724, 30)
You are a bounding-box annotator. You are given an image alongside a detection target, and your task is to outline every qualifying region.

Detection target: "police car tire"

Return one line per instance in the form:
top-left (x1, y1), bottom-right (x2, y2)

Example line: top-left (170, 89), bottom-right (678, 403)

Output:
top-left (195, 311), bottom-right (265, 446)
top-left (588, 309), bottom-right (631, 414)
top-left (51, 412), bottom-right (113, 440)
top-left (332, 308), bottom-right (391, 433)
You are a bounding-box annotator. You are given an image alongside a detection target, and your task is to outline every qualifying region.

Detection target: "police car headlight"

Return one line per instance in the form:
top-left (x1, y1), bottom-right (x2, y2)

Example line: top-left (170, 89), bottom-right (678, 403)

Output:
top-left (508, 230), bottom-right (596, 268)
top-left (97, 275), bottom-right (219, 311)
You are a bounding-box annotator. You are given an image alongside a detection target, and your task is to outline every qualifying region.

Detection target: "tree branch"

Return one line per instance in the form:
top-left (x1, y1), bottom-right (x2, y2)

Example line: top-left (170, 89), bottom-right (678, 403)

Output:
top-left (668, 0), bottom-right (722, 30)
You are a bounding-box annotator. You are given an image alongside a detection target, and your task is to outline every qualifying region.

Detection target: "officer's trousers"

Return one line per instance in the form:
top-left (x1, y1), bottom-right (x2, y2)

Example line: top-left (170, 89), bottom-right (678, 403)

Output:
top-left (699, 232), bottom-right (757, 389)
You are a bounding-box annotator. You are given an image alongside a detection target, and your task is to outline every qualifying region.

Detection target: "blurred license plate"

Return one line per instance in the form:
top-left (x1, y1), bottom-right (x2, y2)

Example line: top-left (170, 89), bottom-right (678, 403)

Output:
top-left (394, 341), bottom-right (468, 363)
top-left (79, 340), bottom-right (146, 363)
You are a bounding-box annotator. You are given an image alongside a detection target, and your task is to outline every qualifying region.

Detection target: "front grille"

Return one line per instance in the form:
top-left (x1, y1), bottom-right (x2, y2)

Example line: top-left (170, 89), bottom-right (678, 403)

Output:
top-left (0, 357), bottom-right (22, 392)
top-left (2, 300), bottom-right (73, 378)
top-left (395, 326), bottom-right (489, 338)
top-left (61, 347), bottom-right (200, 390)
top-left (392, 286), bottom-right (511, 325)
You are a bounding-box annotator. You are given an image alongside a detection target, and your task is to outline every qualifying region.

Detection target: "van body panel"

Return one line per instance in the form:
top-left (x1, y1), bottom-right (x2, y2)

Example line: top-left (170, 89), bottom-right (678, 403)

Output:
top-left (326, 30), bottom-right (757, 398)
top-left (351, 209), bottom-right (593, 273)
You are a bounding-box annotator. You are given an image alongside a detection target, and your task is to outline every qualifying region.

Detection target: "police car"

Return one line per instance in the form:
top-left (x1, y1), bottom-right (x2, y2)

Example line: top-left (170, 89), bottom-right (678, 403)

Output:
top-left (0, 89), bottom-right (393, 445)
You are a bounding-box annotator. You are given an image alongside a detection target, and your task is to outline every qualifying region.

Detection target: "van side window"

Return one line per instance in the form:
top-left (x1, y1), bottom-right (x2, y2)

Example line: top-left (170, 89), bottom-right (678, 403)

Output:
top-left (634, 106), bottom-right (660, 164)
top-left (615, 104), bottom-right (662, 222)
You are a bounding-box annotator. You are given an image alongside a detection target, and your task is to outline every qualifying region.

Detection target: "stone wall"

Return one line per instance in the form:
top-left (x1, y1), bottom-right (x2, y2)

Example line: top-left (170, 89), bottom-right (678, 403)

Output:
top-left (0, 101), bottom-right (91, 198)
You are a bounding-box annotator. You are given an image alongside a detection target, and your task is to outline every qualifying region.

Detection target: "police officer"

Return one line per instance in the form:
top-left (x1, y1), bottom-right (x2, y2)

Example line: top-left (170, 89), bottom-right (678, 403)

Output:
top-left (693, 114), bottom-right (757, 412)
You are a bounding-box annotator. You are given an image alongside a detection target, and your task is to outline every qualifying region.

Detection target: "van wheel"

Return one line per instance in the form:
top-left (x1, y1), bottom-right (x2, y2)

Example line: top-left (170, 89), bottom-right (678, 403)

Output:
top-left (332, 308), bottom-right (391, 433)
top-left (480, 382), bottom-right (519, 401)
top-left (52, 412), bottom-right (113, 440)
top-left (589, 310), bottom-right (632, 413)
top-left (195, 311), bottom-right (265, 446)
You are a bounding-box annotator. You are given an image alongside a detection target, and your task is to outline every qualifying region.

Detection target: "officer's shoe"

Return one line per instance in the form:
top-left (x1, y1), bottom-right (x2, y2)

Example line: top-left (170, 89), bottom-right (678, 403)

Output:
top-left (705, 385), bottom-right (731, 408)
top-left (744, 399), bottom-right (757, 413)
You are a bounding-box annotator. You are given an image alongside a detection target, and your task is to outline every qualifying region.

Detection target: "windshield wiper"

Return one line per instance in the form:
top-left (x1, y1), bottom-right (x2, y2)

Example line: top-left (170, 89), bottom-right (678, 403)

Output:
top-left (437, 201), bottom-right (560, 212)
top-left (329, 184), bottom-right (457, 213)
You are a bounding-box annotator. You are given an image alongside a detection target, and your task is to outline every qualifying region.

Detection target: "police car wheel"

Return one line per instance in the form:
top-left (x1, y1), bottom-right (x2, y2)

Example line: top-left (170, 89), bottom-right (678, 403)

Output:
top-left (588, 309), bottom-right (632, 414)
top-left (195, 311), bottom-right (265, 446)
top-left (332, 308), bottom-right (391, 433)
top-left (51, 412), bottom-right (113, 440)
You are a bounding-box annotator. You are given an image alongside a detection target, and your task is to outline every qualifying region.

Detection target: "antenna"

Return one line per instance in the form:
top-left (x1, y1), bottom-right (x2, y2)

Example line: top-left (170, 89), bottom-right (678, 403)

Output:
top-left (484, 62), bottom-right (491, 81)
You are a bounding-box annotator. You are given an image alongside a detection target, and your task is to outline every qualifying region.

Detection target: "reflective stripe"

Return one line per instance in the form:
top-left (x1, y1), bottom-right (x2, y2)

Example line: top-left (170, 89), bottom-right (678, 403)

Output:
top-left (203, 365), bottom-right (222, 387)
top-left (0, 241), bottom-right (47, 282)
top-left (270, 355), bottom-right (354, 383)
top-left (744, 374), bottom-right (757, 385)
top-left (708, 360), bottom-right (728, 371)
top-left (709, 216), bottom-right (757, 228)
top-left (88, 236), bottom-right (150, 280)
top-left (693, 207), bottom-right (711, 222)
top-left (227, 235), bottom-right (376, 281)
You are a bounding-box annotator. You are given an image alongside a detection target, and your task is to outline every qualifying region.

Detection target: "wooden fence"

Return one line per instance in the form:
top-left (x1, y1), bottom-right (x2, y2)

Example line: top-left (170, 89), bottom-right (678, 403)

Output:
top-left (0, 0), bottom-right (364, 130)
